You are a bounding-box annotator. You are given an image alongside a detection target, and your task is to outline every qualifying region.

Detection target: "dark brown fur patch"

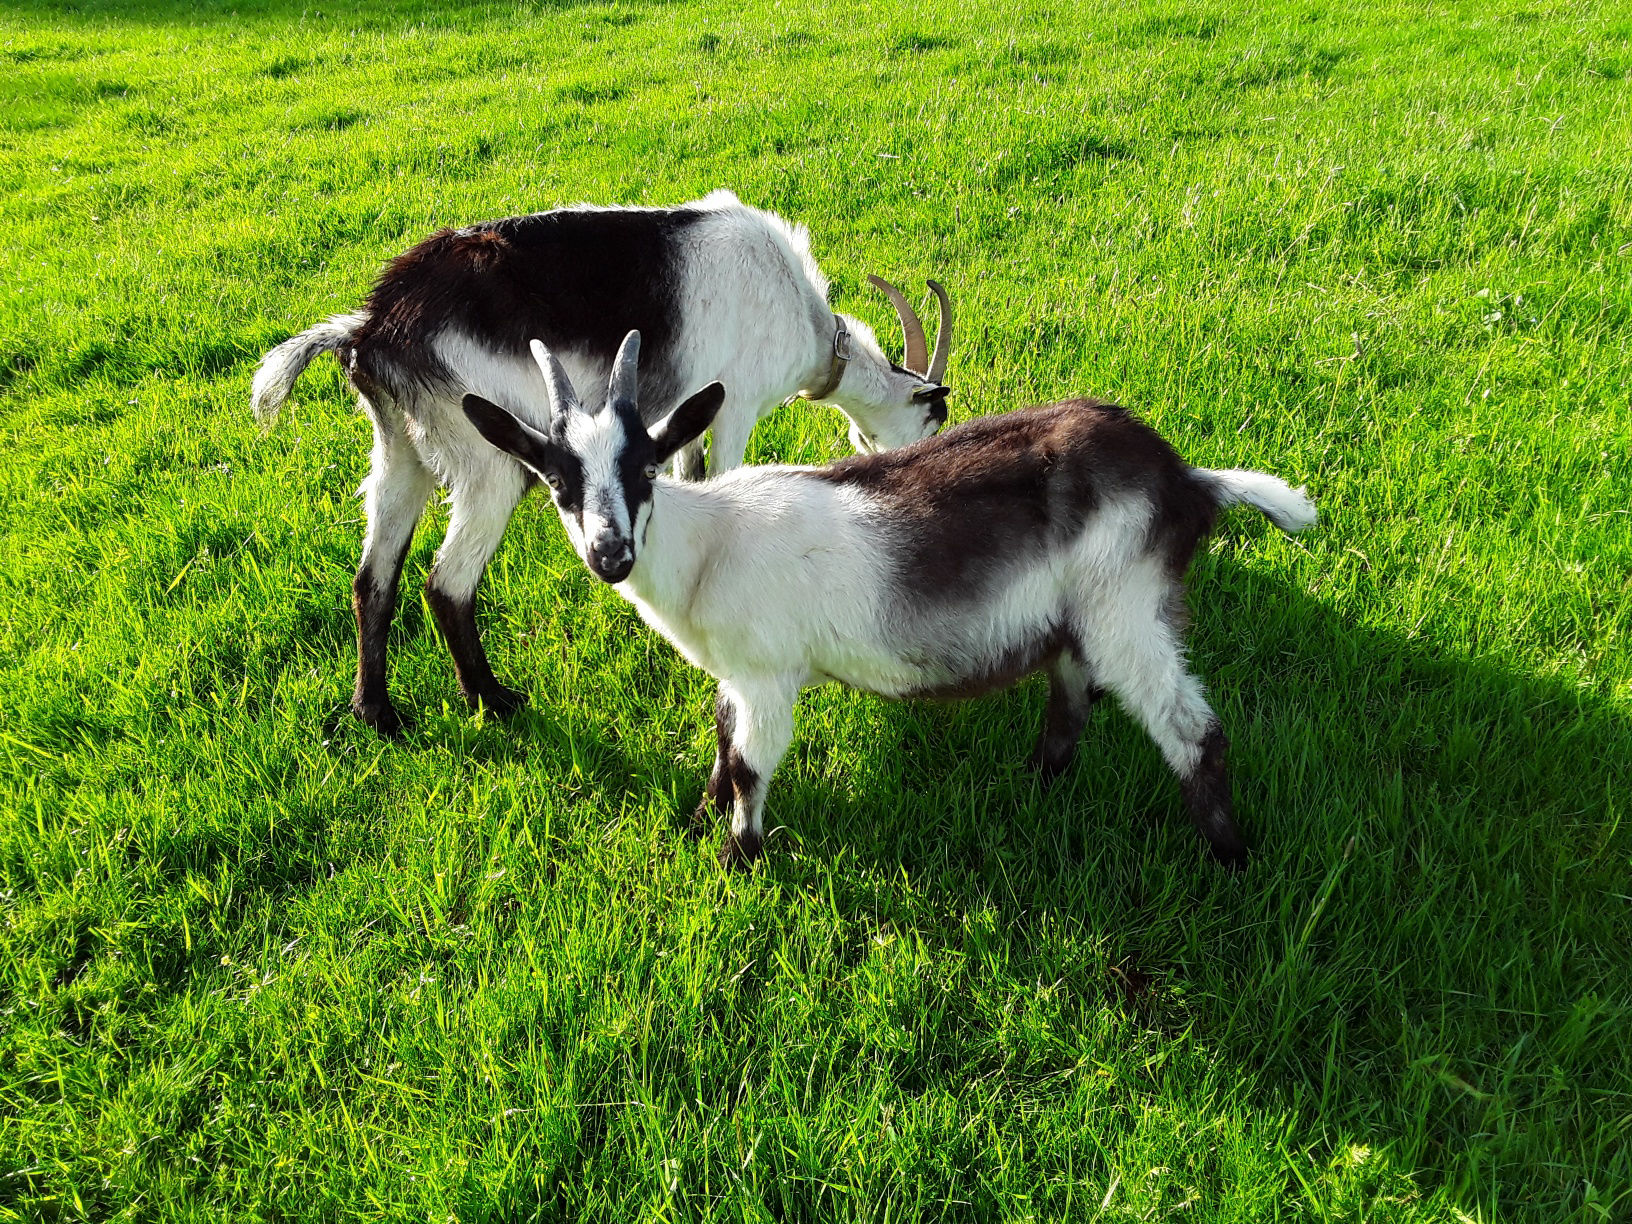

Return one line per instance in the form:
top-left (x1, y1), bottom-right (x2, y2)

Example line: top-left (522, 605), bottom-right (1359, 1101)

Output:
top-left (812, 399), bottom-right (1220, 603)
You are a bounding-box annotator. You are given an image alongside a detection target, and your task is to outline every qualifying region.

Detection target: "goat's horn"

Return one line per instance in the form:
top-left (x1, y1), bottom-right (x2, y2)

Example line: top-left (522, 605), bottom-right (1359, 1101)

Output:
top-left (529, 338), bottom-right (577, 420)
top-left (609, 329), bottom-right (641, 409)
top-left (924, 279), bottom-right (952, 384)
top-left (868, 274), bottom-right (928, 376)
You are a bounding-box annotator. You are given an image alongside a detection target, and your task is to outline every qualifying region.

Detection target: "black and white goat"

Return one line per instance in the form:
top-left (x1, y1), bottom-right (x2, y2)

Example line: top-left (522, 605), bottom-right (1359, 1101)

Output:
top-left (462, 331), bottom-right (1318, 869)
top-left (249, 189), bottom-right (952, 735)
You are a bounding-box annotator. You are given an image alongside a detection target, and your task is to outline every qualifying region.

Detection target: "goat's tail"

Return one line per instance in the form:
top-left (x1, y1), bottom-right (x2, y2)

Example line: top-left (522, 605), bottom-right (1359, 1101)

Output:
top-left (1191, 467), bottom-right (1317, 534)
top-left (250, 312), bottom-right (367, 425)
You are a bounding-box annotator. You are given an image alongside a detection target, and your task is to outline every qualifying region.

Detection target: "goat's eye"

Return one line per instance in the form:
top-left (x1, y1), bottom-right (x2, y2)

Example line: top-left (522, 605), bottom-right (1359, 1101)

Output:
top-left (545, 472), bottom-right (563, 491)
top-left (642, 463), bottom-right (659, 480)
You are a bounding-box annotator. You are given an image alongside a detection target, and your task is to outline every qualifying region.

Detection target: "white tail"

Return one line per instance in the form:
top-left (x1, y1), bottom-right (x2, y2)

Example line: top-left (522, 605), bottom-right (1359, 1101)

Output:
top-left (1192, 467), bottom-right (1317, 534)
top-left (249, 312), bottom-right (366, 424)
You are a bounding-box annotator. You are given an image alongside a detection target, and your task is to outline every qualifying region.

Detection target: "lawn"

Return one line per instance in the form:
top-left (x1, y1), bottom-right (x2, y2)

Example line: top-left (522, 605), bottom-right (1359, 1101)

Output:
top-left (0, 0), bottom-right (1628, 1219)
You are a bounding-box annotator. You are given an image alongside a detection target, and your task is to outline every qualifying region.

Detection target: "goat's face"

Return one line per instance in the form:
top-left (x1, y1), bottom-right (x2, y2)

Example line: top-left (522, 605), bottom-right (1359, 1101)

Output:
top-left (830, 277), bottom-right (953, 454)
top-left (463, 333), bottom-right (724, 585)
top-left (835, 335), bottom-right (950, 454)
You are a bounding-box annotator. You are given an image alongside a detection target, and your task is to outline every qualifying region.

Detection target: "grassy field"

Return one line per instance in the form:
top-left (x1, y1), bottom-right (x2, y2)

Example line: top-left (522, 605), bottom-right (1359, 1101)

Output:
top-left (1, 0), bottom-right (1629, 1218)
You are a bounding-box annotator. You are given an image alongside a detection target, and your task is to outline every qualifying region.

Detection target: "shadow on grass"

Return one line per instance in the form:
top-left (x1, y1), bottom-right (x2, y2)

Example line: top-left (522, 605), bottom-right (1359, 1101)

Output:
top-left (43, 515), bottom-right (1617, 1218)
top-left (733, 553), bottom-right (1629, 1215)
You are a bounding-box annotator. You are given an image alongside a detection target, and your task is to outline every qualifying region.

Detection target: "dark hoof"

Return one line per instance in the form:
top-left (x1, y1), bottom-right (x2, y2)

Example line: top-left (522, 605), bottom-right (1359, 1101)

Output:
top-left (466, 683), bottom-right (527, 720)
top-left (1028, 745), bottom-right (1072, 788)
top-left (1198, 817), bottom-right (1250, 871)
top-left (688, 801), bottom-right (713, 840)
top-left (353, 697), bottom-right (408, 739)
top-left (1209, 839), bottom-right (1250, 871)
top-left (718, 829), bottom-right (763, 871)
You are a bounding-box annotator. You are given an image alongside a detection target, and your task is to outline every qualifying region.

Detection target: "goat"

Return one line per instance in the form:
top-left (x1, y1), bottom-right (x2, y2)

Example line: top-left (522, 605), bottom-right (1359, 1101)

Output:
top-left (461, 331), bottom-right (1318, 869)
top-left (249, 189), bottom-right (952, 736)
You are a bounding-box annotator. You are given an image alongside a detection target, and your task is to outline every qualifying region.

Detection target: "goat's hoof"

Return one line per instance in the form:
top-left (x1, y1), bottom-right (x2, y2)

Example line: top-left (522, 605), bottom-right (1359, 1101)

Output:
top-left (1027, 745), bottom-right (1073, 788)
top-left (1028, 754), bottom-right (1069, 788)
top-left (467, 683), bottom-right (527, 720)
top-left (687, 802), bottom-right (713, 840)
top-left (1209, 838), bottom-right (1251, 872)
top-left (353, 698), bottom-right (408, 739)
top-left (1198, 817), bottom-right (1250, 871)
top-left (718, 830), bottom-right (763, 871)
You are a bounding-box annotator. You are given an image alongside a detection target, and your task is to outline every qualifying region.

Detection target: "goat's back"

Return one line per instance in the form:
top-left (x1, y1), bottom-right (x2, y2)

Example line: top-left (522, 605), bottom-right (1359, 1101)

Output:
top-left (348, 205), bottom-right (706, 405)
top-left (810, 400), bottom-right (1220, 596)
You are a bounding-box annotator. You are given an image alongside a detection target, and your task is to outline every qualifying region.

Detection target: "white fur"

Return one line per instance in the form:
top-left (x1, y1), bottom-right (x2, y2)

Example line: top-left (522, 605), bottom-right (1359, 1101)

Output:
top-left (660, 194), bottom-right (942, 469)
top-left (1191, 467), bottom-right (1317, 534)
top-left (251, 313), bottom-right (366, 424)
top-left (567, 405), bottom-right (633, 553)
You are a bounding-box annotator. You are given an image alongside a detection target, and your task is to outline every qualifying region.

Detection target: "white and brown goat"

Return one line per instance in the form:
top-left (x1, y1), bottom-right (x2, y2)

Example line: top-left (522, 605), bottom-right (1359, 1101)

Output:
top-left (250, 189), bottom-right (951, 735)
top-left (462, 331), bottom-right (1318, 868)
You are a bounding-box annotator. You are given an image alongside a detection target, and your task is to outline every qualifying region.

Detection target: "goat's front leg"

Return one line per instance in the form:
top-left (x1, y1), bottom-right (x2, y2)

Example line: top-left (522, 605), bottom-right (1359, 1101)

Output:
top-left (699, 676), bottom-right (797, 869)
top-left (690, 688), bottom-right (737, 836)
top-left (671, 437), bottom-right (707, 482)
top-left (699, 397), bottom-right (757, 476)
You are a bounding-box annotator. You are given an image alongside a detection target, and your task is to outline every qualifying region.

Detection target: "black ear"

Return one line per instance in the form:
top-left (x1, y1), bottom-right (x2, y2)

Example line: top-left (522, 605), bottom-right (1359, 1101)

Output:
top-left (462, 394), bottom-right (557, 472)
top-left (648, 382), bottom-right (726, 464)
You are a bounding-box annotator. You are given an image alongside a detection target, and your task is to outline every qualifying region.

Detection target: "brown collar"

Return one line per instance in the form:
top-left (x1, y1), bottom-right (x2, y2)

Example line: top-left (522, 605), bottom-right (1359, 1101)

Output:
top-left (794, 314), bottom-right (851, 402)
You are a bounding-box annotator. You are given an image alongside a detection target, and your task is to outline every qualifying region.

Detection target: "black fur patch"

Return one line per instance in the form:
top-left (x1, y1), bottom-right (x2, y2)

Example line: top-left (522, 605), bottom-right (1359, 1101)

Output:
top-left (1032, 665), bottom-right (1104, 782)
top-left (813, 399), bottom-right (1220, 606)
top-left (694, 689), bottom-right (737, 833)
top-left (696, 691), bottom-right (764, 868)
top-left (352, 207), bottom-right (704, 418)
top-left (351, 567), bottom-right (405, 735)
top-left (719, 826), bottom-right (763, 870)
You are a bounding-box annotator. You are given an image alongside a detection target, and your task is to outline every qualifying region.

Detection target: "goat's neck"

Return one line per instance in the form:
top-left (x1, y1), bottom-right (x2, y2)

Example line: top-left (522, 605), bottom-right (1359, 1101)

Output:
top-left (619, 480), bottom-right (722, 623)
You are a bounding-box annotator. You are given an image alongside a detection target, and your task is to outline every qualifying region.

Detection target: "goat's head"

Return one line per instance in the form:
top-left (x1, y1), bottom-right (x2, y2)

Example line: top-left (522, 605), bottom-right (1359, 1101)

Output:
top-left (462, 331), bottom-right (724, 584)
top-left (826, 277), bottom-right (953, 454)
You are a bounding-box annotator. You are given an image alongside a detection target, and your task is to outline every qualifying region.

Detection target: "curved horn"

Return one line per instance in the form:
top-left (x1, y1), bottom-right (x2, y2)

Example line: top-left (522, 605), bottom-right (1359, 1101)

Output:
top-left (867, 274), bottom-right (928, 376)
top-left (924, 279), bottom-right (953, 384)
top-left (529, 338), bottom-right (577, 421)
top-left (609, 329), bottom-right (641, 410)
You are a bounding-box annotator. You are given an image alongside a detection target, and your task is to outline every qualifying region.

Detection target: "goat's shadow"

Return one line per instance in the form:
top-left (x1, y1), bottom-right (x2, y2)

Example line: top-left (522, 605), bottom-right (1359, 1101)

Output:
top-left (301, 515), bottom-right (1624, 1210)
top-left (679, 547), bottom-right (1628, 1212)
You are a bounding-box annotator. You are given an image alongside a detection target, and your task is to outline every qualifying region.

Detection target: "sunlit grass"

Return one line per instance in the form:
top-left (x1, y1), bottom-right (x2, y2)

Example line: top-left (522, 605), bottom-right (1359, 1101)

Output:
top-left (0, 0), bottom-right (1628, 1219)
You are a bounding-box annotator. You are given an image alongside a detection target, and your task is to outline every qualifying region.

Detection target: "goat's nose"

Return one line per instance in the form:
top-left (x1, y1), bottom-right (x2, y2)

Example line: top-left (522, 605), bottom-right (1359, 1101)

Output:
top-left (587, 535), bottom-right (633, 581)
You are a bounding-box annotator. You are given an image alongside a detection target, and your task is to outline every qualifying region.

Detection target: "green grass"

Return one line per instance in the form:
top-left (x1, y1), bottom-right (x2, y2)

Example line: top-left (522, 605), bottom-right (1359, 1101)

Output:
top-left (1, 0), bottom-right (1629, 1218)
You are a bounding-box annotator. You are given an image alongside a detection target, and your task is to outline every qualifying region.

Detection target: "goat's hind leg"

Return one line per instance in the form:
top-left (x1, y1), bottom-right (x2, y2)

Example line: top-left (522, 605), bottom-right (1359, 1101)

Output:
top-left (1031, 650), bottom-right (1103, 784)
top-left (426, 448), bottom-right (529, 718)
top-left (1079, 570), bottom-right (1249, 868)
top-left (352, 405), bottom-right (436, 737)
